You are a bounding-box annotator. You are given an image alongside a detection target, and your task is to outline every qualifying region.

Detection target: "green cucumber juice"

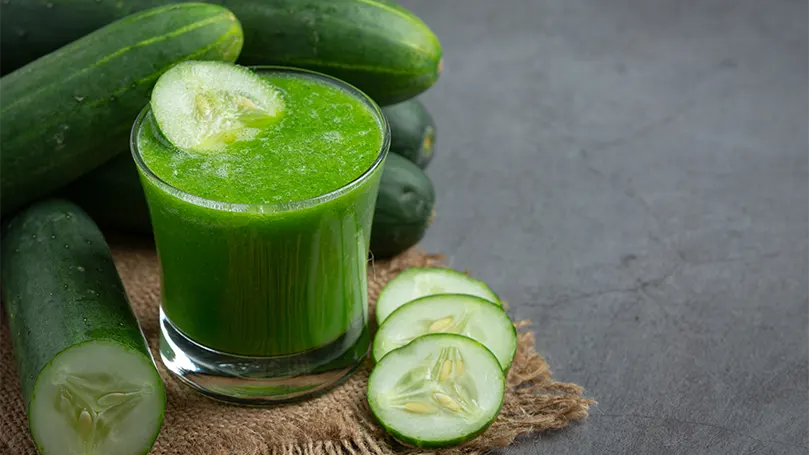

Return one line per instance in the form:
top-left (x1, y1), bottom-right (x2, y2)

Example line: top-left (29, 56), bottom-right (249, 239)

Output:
top-left (134, 68), bottom-right (386, 357)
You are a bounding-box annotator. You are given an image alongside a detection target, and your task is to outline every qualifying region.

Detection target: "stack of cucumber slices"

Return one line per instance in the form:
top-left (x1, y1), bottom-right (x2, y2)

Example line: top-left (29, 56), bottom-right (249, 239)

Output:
top-left (367, 268), bottom-right (517, 448)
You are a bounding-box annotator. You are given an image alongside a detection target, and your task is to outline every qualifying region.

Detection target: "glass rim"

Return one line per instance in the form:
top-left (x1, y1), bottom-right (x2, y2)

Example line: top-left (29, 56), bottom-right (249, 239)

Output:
top-left (130, 65), bottom-right (390, 213)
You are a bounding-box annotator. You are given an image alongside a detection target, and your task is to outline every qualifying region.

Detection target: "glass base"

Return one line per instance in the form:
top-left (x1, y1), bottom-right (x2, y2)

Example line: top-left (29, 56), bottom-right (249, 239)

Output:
top-left (159, 308), bottom-right (369, 404)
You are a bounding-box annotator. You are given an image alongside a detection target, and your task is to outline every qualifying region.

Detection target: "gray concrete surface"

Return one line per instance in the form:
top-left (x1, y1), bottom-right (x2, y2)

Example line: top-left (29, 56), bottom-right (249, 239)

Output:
top-left (399, 0), bottom-right (809, 453)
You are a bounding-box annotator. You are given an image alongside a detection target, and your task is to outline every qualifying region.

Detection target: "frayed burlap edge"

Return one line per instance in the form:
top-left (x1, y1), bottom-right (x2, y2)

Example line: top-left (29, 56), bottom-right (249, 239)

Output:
top-left (1, 242), bottom-right (594, 455)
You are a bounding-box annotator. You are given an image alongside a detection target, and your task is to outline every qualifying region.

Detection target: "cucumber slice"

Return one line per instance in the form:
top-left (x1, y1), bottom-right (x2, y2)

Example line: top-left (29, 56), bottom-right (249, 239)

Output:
top-left (373, 294), bottom-right (516, 370)
top-left (367, 334), bottom-right (505, 448)
top-left (30, 341), bottom-right (165, 455)
top-left (151, 60), bottom-right (284, 153)
top-left (375, 268), bottom-right (500, 324)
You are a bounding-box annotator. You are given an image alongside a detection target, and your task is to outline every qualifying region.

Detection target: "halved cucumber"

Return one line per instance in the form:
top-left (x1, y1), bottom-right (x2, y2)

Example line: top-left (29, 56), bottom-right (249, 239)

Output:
top-left (1, 199), bottom-right (165, 455)
top-left (367, 334), bottom-right (505, 448)
top-left (375, 268), bottom-right (500, 324)
top-left (151, 61), bottom-right (284, 153)
top-left (373, 294), bottom-right (516, 370)
top-left (30, 341), bottom-right (165, 455)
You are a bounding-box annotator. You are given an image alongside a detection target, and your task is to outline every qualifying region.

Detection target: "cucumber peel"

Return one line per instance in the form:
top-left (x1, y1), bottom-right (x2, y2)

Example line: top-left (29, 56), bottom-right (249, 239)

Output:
top-left (151, 61), bottom-right (284, 153)
top-left (375, 268), bottom-right (500, 324)
top-left (373, 294), bottom-right (517, 370)
top-left (367, 334), bottom-right (505, 448)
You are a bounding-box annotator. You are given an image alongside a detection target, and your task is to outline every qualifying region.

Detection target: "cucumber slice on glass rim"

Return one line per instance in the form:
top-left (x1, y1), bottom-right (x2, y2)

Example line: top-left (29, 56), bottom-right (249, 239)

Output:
top-left (373, 294), bottom-right (516, 370)
top-left (150, 60), bottom-right (284, 153)
top-left (375, 268), bottom-right (500, 324)
top-left (367, 333), bottom-right (505, 448)
top-left (29, 341), bottom-right (165, 455)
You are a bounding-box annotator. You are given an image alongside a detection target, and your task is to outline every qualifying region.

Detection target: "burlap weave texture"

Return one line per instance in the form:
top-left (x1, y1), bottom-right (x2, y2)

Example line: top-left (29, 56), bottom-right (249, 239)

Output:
top-left (1, 243), bottom-right (592, 455)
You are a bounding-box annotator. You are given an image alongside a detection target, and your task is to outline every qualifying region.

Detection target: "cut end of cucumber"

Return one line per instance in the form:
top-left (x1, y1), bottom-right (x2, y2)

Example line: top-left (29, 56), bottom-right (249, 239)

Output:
top-left (367, 334), bottom-right (505, 448)
top-left (375, 268), bottom-right (501, 324)
top-left (151, 61), bottom-right (284, 153)
top-left (373, 294), bottom-right (517, 370)
top-left (29, 341), bottom-right (165, 455)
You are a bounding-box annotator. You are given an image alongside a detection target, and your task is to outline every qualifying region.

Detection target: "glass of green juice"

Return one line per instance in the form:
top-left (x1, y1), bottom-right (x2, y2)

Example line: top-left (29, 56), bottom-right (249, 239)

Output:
top-left (131, 65), bottom-right (389, 403)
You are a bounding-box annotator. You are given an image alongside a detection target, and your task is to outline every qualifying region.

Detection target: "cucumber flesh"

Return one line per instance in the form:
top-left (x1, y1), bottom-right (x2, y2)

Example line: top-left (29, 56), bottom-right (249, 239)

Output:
top-left (30, 341), bottom-right (164, 455)
top-left (151, 61), bottom-right (284, 153)
top-left (375, 268), bottom-right (500, 324)
top-left (367, 334), bottom-right (505, 448)
top-left (373, 294), bottom-right (516, 370)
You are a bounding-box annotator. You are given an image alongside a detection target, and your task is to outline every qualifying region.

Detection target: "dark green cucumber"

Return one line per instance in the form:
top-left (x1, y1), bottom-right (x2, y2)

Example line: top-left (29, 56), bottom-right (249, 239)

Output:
top-left (371, 153), bottom-right (436, 259)
top-left (0, 3), bottom-right (243, 216)
top-left (0, 0), bottom-right (441, 106)
top-left (233, 0), bottom-right (442, 105)
top-left (1, 199), bottom-right (166, 455)
top-left (63, 154), bottom-right (153, 235)
top-left (383, 98), bottom-right (436, 168)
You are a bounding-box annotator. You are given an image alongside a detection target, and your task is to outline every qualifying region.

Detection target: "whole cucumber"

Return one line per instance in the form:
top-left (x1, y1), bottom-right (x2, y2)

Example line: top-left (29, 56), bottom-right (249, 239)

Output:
top-left (0, 0), bottom-right (442, 106)
top-left (383, 98), bottom-right (437, 169)
top-left (370, 153), bottom-right (436, 258)
top-left (0, 3), bottom-right (243, 216)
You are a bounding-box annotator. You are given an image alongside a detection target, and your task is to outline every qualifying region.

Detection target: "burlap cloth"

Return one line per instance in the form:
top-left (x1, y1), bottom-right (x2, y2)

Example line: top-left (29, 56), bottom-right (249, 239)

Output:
top-left (1, 241), bottom-right (593, 455)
